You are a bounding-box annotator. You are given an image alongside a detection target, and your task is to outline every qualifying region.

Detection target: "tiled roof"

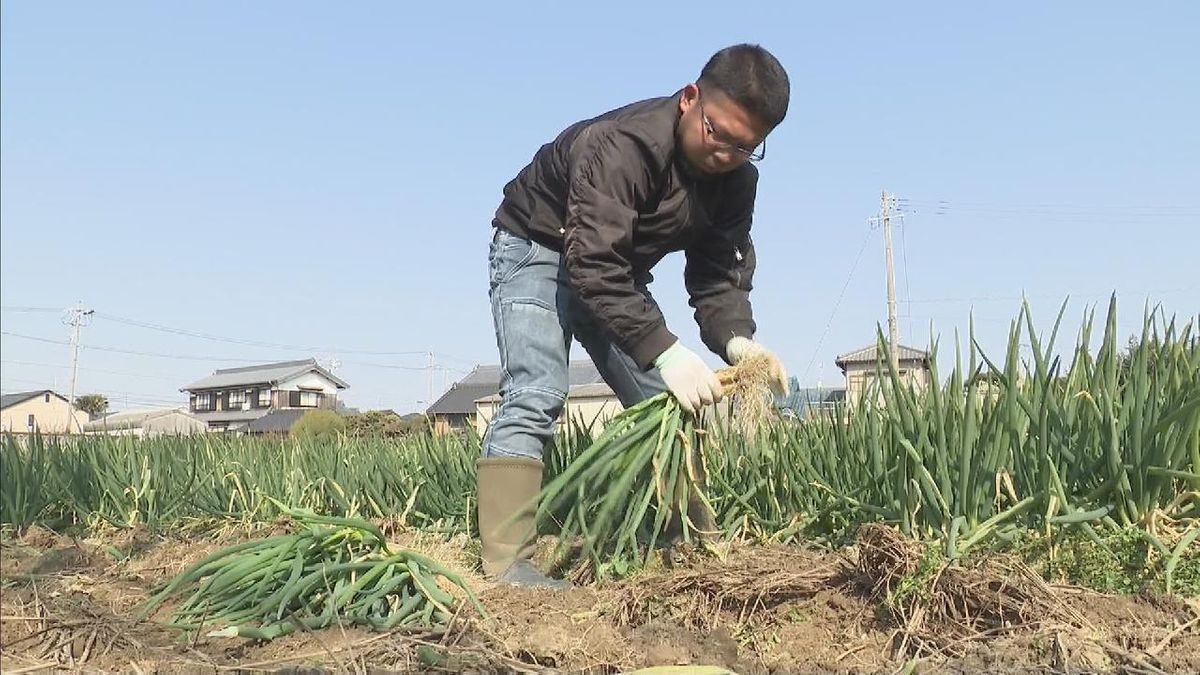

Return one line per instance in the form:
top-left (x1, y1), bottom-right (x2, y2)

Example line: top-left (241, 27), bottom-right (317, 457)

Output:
top-left (182, 358), bottom-right (349, 391)
top-left (426, 361), bottom-right (604, 415)
top-left (0, 390), bottom-right (66, 409)
top-left (835, 344), bottom-right (930, 367)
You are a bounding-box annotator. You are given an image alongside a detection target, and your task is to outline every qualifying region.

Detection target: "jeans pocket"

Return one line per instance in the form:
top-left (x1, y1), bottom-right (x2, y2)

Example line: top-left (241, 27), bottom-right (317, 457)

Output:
top-left (489, 230), bottom-right (538, 291)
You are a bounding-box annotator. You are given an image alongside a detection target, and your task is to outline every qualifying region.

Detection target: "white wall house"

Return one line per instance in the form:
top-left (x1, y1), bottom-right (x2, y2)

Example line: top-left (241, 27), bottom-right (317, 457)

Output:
top-left (0, 390), bottom-right (87, 434)
top-left (474, 382), bottom-right (624, 436)
top-left (835, 344), bottom-right (932, 408)
top-left (181, 358), bottom-right (349, 433)
top-left (83, 407), bottom-right (207, 437)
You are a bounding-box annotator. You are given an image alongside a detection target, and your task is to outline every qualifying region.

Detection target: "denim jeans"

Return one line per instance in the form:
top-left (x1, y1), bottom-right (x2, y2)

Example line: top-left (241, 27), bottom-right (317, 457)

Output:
top-left (482, 227), bottom-right (667, 460)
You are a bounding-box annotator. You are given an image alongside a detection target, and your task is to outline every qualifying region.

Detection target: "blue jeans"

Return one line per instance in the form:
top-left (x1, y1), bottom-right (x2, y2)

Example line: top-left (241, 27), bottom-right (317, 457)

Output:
top-left (482, 227), bottom-right (667, 460)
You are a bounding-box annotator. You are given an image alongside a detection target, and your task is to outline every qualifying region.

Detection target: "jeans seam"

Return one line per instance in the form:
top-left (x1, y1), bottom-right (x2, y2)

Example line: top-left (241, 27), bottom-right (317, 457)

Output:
top-left (484, 235), bottom-right (571, 461)
top-left (492, 243), bottom-right (538, 407)
top-left (497, 239), bottom-right (539, 286)
top-left (503, 296), bottom-right (556, 312)
top-left (484, 444), bottom-right (528, 459)
top-left (506, 384), bottom-right (567, 400)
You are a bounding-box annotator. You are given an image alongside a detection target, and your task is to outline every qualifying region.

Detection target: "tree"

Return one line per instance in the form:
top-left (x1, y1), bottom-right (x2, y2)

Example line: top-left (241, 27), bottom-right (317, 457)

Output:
top-left (75, 394), bottom-right (109, 419)
top-left (291, 410), bottom-right (346, 441)
top-left (1117, 334), bottom-right (1162, 385)
top-left (345, 410), bottom-right (429, 438)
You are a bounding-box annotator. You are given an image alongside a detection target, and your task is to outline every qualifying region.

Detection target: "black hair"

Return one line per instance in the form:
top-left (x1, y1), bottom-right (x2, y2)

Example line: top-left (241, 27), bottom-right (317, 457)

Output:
top-left (698, 44), bottom-right (790, 128)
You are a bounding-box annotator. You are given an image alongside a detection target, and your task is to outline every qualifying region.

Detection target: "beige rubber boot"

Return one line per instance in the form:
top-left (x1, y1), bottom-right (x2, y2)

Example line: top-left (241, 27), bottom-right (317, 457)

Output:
top-left (476, 456), bottom-right (572, 589)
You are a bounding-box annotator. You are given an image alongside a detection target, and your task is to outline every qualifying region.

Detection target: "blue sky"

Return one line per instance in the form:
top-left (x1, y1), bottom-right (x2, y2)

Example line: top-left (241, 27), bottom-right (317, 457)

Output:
top-left (2, 2), bottom-right (1197, 413)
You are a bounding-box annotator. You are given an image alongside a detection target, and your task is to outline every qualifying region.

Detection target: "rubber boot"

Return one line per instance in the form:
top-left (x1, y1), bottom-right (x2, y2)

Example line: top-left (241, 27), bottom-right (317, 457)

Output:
top-left (476, 456), bottom-right (572, 590)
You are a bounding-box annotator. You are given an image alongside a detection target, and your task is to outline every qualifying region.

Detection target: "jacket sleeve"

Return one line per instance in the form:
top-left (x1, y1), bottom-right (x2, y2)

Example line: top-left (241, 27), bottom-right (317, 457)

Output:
top-left (564, 125), bottom-right (678, 370)
top-left (684, 169), bottom-right (759, 363)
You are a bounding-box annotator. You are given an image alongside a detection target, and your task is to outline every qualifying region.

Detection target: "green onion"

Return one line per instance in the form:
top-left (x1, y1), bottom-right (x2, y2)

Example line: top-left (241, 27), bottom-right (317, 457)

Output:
top-left (137, 507), bottom-right (485, 640)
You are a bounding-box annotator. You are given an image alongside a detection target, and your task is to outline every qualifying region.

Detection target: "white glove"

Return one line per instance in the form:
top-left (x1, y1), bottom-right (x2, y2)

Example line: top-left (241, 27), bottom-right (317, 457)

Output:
top-left (653, 341), bottom-right (724, 415)
top-left (726, 336), bottom-right (789, 396)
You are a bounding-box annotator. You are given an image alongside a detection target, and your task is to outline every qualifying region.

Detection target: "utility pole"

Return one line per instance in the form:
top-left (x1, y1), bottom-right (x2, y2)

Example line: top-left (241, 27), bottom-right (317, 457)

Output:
top-left (870, 192), bottom-right (902, 374)
top-left (63, 302), bottom-right (94, 433)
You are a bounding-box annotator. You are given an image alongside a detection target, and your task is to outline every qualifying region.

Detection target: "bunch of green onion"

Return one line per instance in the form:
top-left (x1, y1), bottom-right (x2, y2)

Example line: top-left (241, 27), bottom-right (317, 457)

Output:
top-left (535, 392), bottom-right (719, 578)
top-left (138, 507), bottom-right (484, 640)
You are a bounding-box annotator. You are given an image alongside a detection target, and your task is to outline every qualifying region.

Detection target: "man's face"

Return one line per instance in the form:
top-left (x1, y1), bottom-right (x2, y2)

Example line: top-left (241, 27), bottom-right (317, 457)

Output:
top-left (677, 83), bottom-right (770, 175)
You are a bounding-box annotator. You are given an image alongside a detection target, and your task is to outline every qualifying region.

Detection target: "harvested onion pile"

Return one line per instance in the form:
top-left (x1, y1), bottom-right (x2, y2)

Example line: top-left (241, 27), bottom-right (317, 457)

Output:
top-left (138, 507), bottom-right (484, 640)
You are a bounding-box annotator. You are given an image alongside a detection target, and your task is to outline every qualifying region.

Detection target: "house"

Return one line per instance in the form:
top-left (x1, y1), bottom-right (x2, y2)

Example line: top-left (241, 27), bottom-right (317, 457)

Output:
top-left (82, 407), bottom-right (207, 437)
top-left (474, 381), bottom-right (624, 436)
top-left (835, 343), bottom-right (932, 407)
top-left (425, 361), bottom-right (616, 435)
top-left (244, 409), bottom-right (312, 435)
top-left (0, 390), bottom-right (87, 434)
top-left (775, 378), bottom-right (847, 420)
top-left (180, 358), bottom-right (349, 432)
top-left (966, 369), bottom-right (1008, 406)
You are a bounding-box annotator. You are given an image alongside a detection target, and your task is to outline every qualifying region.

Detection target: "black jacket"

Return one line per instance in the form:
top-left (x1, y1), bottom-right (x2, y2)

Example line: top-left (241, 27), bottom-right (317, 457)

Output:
top-left (492, 92), bottom-right (758, 370)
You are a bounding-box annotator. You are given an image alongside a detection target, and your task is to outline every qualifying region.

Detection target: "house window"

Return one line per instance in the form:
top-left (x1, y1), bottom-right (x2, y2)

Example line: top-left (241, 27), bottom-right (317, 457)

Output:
top-left (258, 388), bottom-right (271, 407)
top-left (27, 414), bottom-right (35, 430)
top-left (194, 392), bottom-right (214, 412)
top-left (44, 393), bottom-right (50, 403)
top-left (228, 390), bottom-right (246, 409)
top-left (286, 390), bottom-right (323, 408)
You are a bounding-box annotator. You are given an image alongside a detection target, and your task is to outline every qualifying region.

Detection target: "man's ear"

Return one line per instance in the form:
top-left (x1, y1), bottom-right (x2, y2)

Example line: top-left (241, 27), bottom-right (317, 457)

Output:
top-left (678, 83), bottom-right (700, 113)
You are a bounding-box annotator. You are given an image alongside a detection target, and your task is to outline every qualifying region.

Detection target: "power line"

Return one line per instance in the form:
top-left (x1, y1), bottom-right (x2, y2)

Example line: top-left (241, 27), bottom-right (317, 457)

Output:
top-left (901, 287), bottom-right (1199, 305)
top-left (99, 390), bottom-right (183, 404)
top-left (92, 390), bottom-right (182, 405)
top-left (0, 359), bottom-right (183, 382)
top-left (1, 330), bottom-right (269, 363)
top-left (899, 213), bottom-right (914, 340)
top-left (1, 330), bottom-right (475, 409)
top-left (3, 329), bottom-right (481, 373)
top-left (340, 359), bottom-right (431, 371)
top-left (896, 201), bottom-right (1200, 224)
top-left (93, 312), bottom-right (431, 357)
top-left (2, 376), bottom-right (56, 387)
top-left (0, 306), bottom-right (60, 313)
top-left (0, 373), bottom-right (182, 408)
top-left (898, 198), bottom-right (1199, 215)
top-left (108, 399), bottom-right (186, 410)
top-left (431, 354), bottom-right (481, 367)
top-left (337, 359), bottom-right (467, 374)
top-left (7, 307), bottom-right (484, 369)
top-left (902, 199), bottom-right (1199, 210)
top-left (801, 226), bottom-right (873, 384)
top-left (2, 334), bottom-right (478, 392)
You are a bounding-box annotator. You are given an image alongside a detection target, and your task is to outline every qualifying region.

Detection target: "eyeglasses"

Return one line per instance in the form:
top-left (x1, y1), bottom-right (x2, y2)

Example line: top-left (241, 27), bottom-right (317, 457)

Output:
top-left (699, 99), bottom-right (766, 162)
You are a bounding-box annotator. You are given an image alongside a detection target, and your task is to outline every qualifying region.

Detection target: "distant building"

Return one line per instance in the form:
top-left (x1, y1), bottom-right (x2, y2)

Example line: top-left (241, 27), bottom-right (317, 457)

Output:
top-left (966, 369), bottom-right (1008, 405)
top-left (181, 358), bottom-right (349, 432)
top-left (426, 361), bottom-right (618, 435)
top-left (83, 407), bottom-right (207, 437)
top-left (775, 379), bottom-right (847, 420)
top-left (835, 343), bottom-right (932, 407)
top-left (0, 390), bottom-right (87, 434)
top-left (474, 381), bottom-right (624, 436)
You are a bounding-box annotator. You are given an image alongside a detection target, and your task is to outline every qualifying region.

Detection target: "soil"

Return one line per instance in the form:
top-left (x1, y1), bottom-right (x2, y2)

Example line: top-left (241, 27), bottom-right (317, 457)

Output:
top-left (1, 527), bottom-right (1196, 674)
